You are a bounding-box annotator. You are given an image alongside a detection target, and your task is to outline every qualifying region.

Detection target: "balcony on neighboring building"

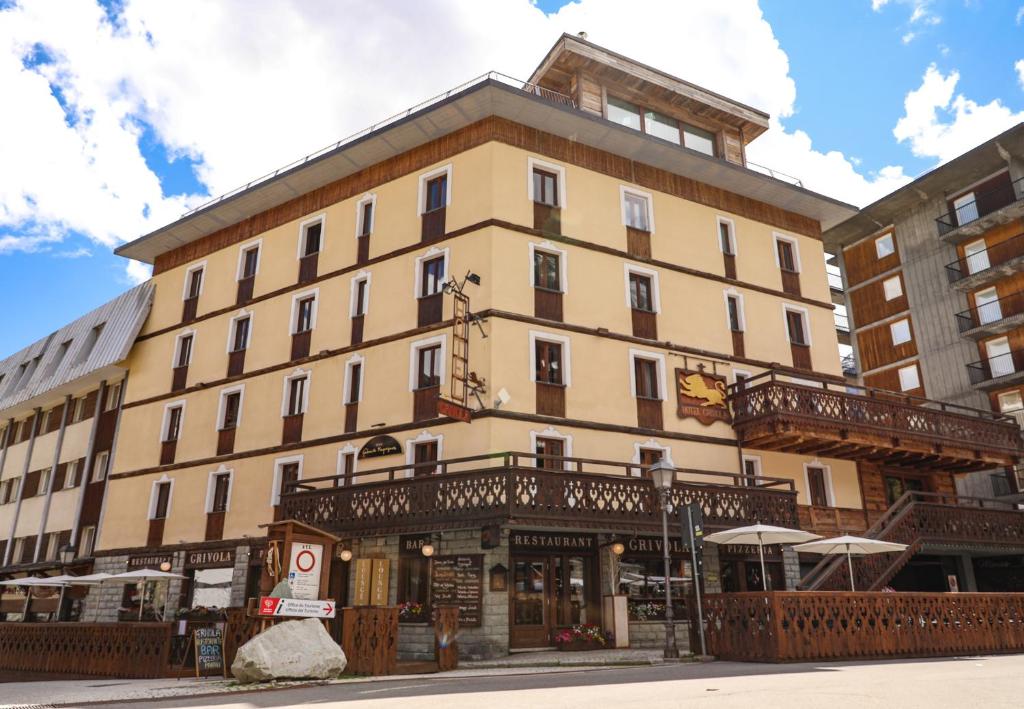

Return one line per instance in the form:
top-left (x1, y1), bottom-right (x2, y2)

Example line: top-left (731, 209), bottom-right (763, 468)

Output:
top-left (279, 451), bottom-right (799, 537)
top-left (954, 291), bottom-right (1024, 339)
top-left (967, 348), bottom-right (1024, 390)
top-left (729, 370), bottom-right (1023, 472)
top-left (946, 230), bottom-right (1024, 291)
top-left (936, 174), bottom-right (1024, 243)
top-left (839, 353), bottom-right (858, 377)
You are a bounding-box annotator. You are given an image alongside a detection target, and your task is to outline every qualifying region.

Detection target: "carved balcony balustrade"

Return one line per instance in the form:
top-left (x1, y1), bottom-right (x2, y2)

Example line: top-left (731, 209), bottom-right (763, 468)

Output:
top-left (729, 370), bottom-right (1023, 472)
top-left (279, 452), bottom-right (799, 537)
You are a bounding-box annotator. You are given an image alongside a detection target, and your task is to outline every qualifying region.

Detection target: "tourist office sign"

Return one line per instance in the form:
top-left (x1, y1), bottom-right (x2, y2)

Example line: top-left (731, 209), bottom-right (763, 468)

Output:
top-left (258, 597), bottom-right (337, 619)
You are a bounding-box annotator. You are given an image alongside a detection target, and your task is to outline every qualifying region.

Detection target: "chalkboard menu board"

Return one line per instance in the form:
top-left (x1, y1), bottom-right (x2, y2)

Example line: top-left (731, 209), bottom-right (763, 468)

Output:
top-left (430, 554), bottom-right (483, 627)
top-left (194, 626), bottom-right (224, 678)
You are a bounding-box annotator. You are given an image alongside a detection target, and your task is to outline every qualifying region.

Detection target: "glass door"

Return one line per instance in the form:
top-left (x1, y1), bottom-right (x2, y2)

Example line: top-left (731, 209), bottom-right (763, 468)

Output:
top-left (975, 288), bottom-right (1002, 325)
top-left (510, 558), bottom-right (549, 648)
top-left (954, 192), bottom-right (979, 226)
top-left (964, 240), bottom-right (990, 274)
top-left (986, 337), bottom-right (1014, 378)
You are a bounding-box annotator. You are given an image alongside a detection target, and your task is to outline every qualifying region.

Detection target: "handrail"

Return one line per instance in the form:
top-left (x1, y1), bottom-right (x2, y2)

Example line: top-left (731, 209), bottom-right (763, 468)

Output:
top-left (954, 290), bottom-right (1024, 332)
top-left (745, 161), bottom-right (804, 188)
top-left (180, 72), bottom-right (576, 219)
top-left (727, 368), bottom-right (1015, 423)
top-left (936, 175), bottom-right (1024, 236)
top-left (966, 349), bottom-right (1024, 384)
top-left (945, 229), bottom-right (1024, 283)
top-left (284, 450), bottom-right (796, 494)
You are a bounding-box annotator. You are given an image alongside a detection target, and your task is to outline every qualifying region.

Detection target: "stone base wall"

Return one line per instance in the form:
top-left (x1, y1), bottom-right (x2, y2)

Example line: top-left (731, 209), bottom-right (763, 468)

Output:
top-left (80, 554), bottom-right (128, 622)
top-left (628, 620), bottom-right (690, 652)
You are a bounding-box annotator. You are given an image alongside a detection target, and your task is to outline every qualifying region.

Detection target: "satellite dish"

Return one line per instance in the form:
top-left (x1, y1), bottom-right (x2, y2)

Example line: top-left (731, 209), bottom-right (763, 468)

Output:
top-left (495, 388), bottom-right (512, 408)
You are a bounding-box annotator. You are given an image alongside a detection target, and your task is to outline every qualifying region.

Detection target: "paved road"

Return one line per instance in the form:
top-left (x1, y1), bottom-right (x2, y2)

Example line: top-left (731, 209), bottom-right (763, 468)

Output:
top-left (76, 654), bottom-right (1023, 709)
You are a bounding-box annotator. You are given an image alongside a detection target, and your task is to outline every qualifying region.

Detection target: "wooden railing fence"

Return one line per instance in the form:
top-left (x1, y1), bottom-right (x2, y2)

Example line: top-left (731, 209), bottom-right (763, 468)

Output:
top-left (702, 592), bottom-right (1024, 663)
top-left (434, 606), bottom-right (459, 671)
top-left (0, 622), bottom-right (172, 678)
top-left (341, 607), bottom-right (399, 676)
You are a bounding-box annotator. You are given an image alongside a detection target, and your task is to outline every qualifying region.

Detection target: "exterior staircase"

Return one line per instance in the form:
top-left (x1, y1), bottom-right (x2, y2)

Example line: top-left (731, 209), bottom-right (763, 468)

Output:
top-left (799, 491), bottom-right (1024, 591)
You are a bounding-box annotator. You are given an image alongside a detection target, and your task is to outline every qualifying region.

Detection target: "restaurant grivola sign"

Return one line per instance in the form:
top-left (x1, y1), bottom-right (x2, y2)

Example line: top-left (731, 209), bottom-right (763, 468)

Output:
top-left (510, 532), bottom-right (595, 552)
top-left (185, 549), bottom-right (235, 569)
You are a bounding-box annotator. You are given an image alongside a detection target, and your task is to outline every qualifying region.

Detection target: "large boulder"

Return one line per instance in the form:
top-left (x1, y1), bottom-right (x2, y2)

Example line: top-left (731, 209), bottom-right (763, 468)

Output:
top-left (231, 618), bottom-right (347, 683)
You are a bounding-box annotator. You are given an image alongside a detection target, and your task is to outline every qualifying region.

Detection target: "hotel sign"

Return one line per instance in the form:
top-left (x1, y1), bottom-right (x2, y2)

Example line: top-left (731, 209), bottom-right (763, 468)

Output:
top-left (358, 435), bottom-right (402, 459)
top-left (675, 369), bottom-right (731, 425)
top-left (510, 532), bottom-right (595, 552)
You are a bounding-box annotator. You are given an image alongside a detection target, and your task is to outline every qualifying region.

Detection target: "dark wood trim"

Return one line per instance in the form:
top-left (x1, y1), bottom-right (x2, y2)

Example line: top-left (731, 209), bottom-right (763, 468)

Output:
top-left (350, 315), bottom-right (365, 346)
top-left (291, 330), bottom-right (312, 361)
top-left (235, 276), bottom-right (255, 305)
top-left (153, 116), bottom-right (819, 275)
top-left (344, 403), bottom-right (358, 433)
top-left (533, 203), bottom-right (561, 234)
top-left (534, 288), bottom-right (563, 322)
top-left (94, 536), bottom-right (254, 559)
top-left (282, 414), bottom-right (303, 445)
top-left (159, 439), bottom-right (177, 466)
top-left (413, 386), bottom-right (440, 422)
top-left (298, 253), bottom-right (319, 284)
top-left (723, 253), bottom-right (736, 280)
top-left (181, 297), bottom-right (198, 323)
top-left (631, 309), bottom-right (657, 340)
top-left (217, 427), bottom-right (236, 456)
top-left (136, 218), bottom-right (833, 350)
top-left (146, 518), bottom-right (165, 547)
top-left (417, 293), bottom-right (444, 327)
top-left (227, 349), bottom-right (246, 378)
top-left (626, 227), bottom-right (651, 259)
top-left (781, 269), bottom-right (802, 297)
top-left (536, 382), bottom-right (566, 417)
top-left (636, 397), bottom-right (664, 429)
top-left (731, 330), bottom-right (745, 358)
top-left (791, 343), bottom-right (812, 370)
top-left (171, 366), bottom-right (188, 393)
top-left (421, 208), bottom-right (446, 242)
top-left (204, 511), bottom-right (225, 542)
top-left (356, 235), bottom-right (370, 265)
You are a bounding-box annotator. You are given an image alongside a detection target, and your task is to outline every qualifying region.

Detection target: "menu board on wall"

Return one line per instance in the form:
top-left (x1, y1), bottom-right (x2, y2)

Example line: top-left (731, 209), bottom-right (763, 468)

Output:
top-left (430, 554), bottom-right (483, 627)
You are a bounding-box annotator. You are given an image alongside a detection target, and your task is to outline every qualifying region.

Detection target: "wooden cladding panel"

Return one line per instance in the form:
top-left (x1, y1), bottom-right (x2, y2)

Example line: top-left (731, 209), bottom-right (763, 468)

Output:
top-left (790, 343), bottom-right (812, 371)
top-left (413, 386), bottom-right (440, 422)
top-left (533, 203), bottom-right (561, 234)
top-left (849, 276), bottom-right (908, 328)
top-left (536, 382), bottom-right (566, 417)
top-left (217, 428), bottom-right (236, 456)
top-left (534, 289), bottom-right (563, 322)
top-left (159, 439), bottom-right (177, 466)
top-left (236, 276), bottom-right (255, 305)
top-left (351, 315), bottom-right (365, 345)
top-left (636, 397), bottom-right (664, 430)
top-left (723, 253), bottom-right (736, 280)
top-left (421, 208), bottom-right (446, 242)
top-left (171, 366), bottom-right (188, 393)
top-left (227, 349), bottom-right (245, 378)
top-left (863, 364), bottom-right (925, 397)
top-left (146, 518), bottom-right (165, 547)
top-left (732, 330), bottom-right (745, 358)
top-left (858, 319), bottom-right (917, 372)
top-left (181, 297), bottom-right (198, 323)
top-left (153, 117), bottom-right (821, 275)
top-left (344, 403), bottom-right (358, 433)
top-left (417, 294), bottom-right (443, 327)
top-left (298, 253), bottom-right (319, 284)
top-left (282, 414), bottom-right (303, 445)
top-left (856, 462), bottom-right (888, 525)
top-left (204, 511), bottom-right (225, 542)
top-left (780, 270), bottom-right (801, 297)
top-left (291, 330), bottom-right (312, 361)
top-left (22, 469), bottom-right (42, 498)
top-left (844, 232), bottom-right (900, 287)
top-left (631, 309), bottom-right (658, 340)
top-left (356, 235), bottom-right (370, 264)
top-left (626, 228), bottom-right (651, 259)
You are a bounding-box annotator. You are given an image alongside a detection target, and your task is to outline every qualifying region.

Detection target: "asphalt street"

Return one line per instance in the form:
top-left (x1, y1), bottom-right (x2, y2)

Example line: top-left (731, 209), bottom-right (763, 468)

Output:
top-left (74, 653), bottom-right (1024, 709)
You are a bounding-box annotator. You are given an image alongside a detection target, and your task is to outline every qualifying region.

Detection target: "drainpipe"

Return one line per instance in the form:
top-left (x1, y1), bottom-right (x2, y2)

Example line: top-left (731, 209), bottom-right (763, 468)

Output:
top-left (3, 408), bottom-right (42, 567)
top-left (69, 381), bottom-right (105, 549)
top-left (91, 373), bottom-right (128, 553)
top-left (33, 395), bottom-right (72, 563)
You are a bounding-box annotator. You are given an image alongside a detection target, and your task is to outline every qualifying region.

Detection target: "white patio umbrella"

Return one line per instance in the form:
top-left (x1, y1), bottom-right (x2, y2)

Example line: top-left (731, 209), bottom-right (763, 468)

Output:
top-left (703, 524), bottom-right (822, 591)
top-left (103, 569), bottom-right (186, 620)
top-left (0, 577), bottom-right (58, 586)
top-left (792, 535), bottom-right (909, 591)
top-left (63, 572), bottom-right (115, 584)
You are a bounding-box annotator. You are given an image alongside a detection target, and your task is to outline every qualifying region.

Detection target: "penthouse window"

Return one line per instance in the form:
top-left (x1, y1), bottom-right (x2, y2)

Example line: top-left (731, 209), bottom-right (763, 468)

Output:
top-left (74, 322), bottom-right (104, 366)
top-left (607, 96), bottom-right (642, 130)
top-left (682, 123), bottom-right (716, 156)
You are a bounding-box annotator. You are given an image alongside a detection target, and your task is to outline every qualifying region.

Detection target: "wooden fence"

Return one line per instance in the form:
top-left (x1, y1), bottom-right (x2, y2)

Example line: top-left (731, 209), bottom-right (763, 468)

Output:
top-left (702, 592), bottom-right (1024, 663)
top-left (434, 606), bottom-right (459, 671)
top-left (0, 622), bottom-right (172, 678)
top-left (341, 607), bottom-right (399, 676)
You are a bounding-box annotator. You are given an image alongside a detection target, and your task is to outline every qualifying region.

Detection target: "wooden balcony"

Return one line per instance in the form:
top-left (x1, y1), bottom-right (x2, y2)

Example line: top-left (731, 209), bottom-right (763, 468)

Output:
top-left (280, 452), bottom-right (799, 537)
top-left (797, 505), bottom-right (868, 537)
top-left (729, 370), bottom-right (1023, 472)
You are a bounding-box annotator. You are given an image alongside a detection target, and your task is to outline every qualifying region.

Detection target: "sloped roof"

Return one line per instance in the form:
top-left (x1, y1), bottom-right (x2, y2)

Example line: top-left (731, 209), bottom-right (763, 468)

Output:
top-left (0, 282), bottom-right (154, 417)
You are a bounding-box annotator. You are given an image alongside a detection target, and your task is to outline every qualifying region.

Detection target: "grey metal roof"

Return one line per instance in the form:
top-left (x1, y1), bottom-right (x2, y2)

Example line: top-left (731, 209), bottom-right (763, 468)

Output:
top-left (117, 77), bottom-right (856, 264)
top-left (0, 283), bottom-right (153, 417)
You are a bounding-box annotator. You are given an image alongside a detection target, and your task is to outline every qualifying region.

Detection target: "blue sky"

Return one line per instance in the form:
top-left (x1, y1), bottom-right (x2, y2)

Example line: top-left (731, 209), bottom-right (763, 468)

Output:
top-left (1, 0), bottom-right (1022, 356)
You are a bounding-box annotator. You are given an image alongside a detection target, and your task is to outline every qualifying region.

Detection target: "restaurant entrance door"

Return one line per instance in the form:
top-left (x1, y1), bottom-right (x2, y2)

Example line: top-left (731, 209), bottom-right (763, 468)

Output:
top-left (509, 552), bottom-right (596, 648)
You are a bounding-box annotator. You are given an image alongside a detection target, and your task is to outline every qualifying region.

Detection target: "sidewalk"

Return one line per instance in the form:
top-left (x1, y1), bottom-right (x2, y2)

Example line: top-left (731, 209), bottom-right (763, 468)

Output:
top-left (0, 651), bottom-right (685, 707)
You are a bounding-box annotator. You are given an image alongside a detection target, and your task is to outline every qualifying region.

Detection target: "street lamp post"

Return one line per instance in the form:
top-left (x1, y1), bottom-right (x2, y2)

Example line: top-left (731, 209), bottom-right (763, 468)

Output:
top-left (649, 460), bottom-right (679, 659)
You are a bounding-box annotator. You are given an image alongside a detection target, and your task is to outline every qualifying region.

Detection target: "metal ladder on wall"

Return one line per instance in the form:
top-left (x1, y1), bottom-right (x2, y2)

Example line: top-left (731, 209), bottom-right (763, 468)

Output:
top-left (450, 291), bottom-right (470, 407)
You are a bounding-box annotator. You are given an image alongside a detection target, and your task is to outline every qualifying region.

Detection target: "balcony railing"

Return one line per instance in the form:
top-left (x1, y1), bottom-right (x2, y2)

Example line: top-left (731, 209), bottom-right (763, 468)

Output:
top-left (279, 451), bottom-right (799, 536)
top-left (936, 175), bottom-right (1024, 236)
top-left (967, 349), bottom-right (1024, 386)
top-left (729, 370), bottom-right (1022, 470)
top-left (945, 230), bottom-right (1024, 285)
top-left (954, 290), bottom-right (1024, 334)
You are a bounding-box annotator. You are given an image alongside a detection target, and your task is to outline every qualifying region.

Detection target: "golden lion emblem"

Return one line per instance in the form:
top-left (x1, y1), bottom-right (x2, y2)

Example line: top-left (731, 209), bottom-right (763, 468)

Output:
top-left (679, 373), bottom-right (727, 407)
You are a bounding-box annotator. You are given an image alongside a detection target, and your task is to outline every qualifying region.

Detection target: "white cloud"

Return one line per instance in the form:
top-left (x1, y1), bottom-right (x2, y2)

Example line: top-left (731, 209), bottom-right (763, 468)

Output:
top-left (53, 247), bottom-right (91, 258)
top-left (893, 63), bottom-right (1024, 164)
top-left (125, 259), bottom-right (152, 285)
top-left (0, 0), bottom-right (920, 278)
top-left (1017, 59), bottom-right (1024, 90)
top-left (1016, 6), bottom-right (1024, 25)
top-left (902, 32), bottom-right (917, 44)
top-left (872, 0), bottom-right (891, 10)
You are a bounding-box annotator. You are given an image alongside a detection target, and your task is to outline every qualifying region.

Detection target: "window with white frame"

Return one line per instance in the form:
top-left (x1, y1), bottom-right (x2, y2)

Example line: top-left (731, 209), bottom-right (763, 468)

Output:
top-left (183, 263), bottom-right (204, 300)
top-left (418, 165), bottom-right (452, 215)
top-left (409, 335), bottom-right (446, 391)
top-left (783, 306), bottom-right (810, 346)
top-left (174, 332), bottom-right (194, 368)
top-left (163, 403), bottom-right (184, 442)
top-left (882, 275), bottom-right (903, 301)
top-left (207, 469), bottom-right (232, 513)
top-left (804, 463), bottom-right (833, 507)
top-left (532, 427), bottom-right (573, 471)
top-left (271, 456), bottom-right (303, 506)
top-left (218, 387), bottom-right (243, 430)
top-left (344, 355), bottom-right (364, 405)
top-left (624, 264), bottom-right (660, 313)
top-left (529, 332), bottom-right (571, 386)
top-left (741, 455), bottom-right (762, 487)
top-left (149, 477), bottom-right (172, 519)
top-left (292, 292), bottom-right (317, 334)
top-left (531, 242), bottom-right (566, 292)
top-left (621, 187), bottom-right (652, 231)
top-left (229, 313), bottom-right (251, 353)
top-left (356, 194), bottom-right (376, 237)
top-left (351, 273), bottom-right (371, 317)
top-left (79, 525), bottom-right (96, 556)
top-left (725, 291), bottom-right (745, 332)
top-left (897, 364), bottom-right (920, 392)
top-left (774, 234), bottom-right (800, 273)
top-left (63, 460), bottom-right (78, 489)
top-left (717, 217), bottom-right (736, 255)
top-left (875, 233), bottom-right (895, 259)
top-left (528, 158), bottom-right (566, 208)
top-left (406, 431), bottom-right (443, 477)
top-left (629, 349), bottom-right (666, 400)
top-left (415, 249), bottom-right (447, 298)
top-left (336, 445), bottom-right (357, 486)
top-left (299, 216), bottom-right (324, 257)
top-left (104, 381), bottom-right (122, 412)
top-left (92, 450), bottom-right (110, 483)
top-left (890, 319), bottom-right (912, 346)
top-left (238, 242), bottom-right (261, 280)
top-left (283, 372), bottom-right (309, 417)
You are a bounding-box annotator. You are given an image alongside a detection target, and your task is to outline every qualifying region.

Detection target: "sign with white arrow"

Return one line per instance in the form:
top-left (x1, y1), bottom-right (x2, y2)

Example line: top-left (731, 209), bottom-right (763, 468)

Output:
top-left (258, 596), bottom-right (336, 619)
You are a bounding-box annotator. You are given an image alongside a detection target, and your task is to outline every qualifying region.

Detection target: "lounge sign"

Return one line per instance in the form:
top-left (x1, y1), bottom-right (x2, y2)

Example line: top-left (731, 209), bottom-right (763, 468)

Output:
top-left (675, 369), bottom-right (731, 425)
top-left (359, 435), bottom-right (402, 459)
